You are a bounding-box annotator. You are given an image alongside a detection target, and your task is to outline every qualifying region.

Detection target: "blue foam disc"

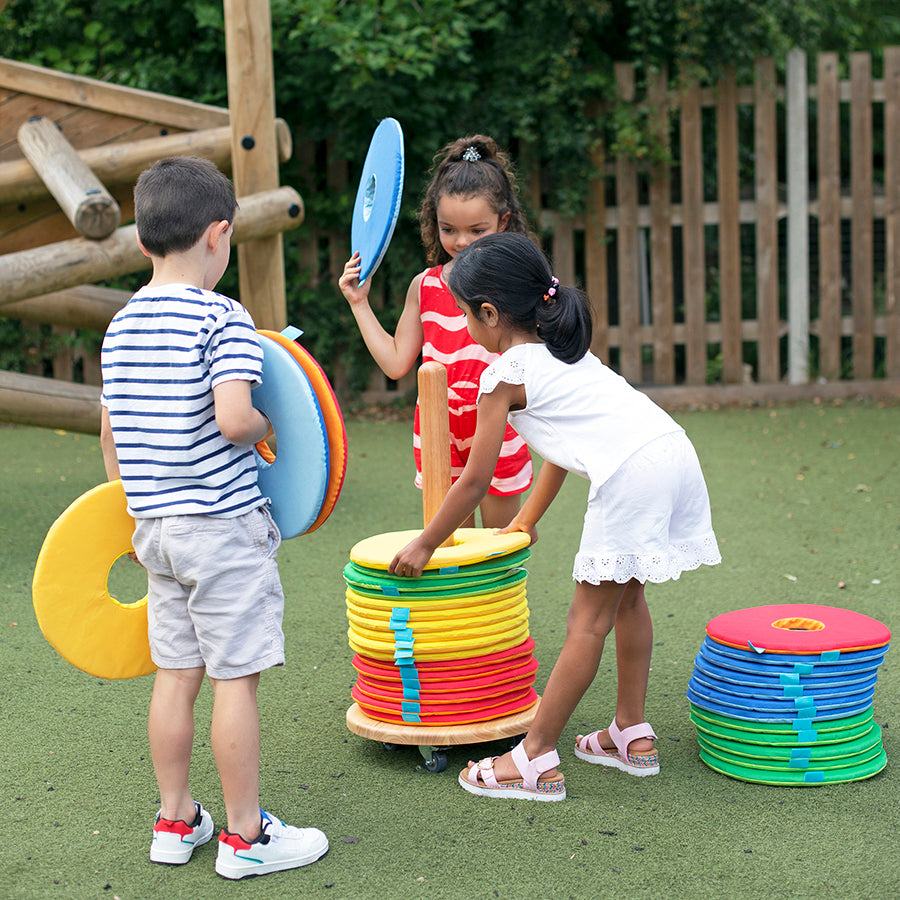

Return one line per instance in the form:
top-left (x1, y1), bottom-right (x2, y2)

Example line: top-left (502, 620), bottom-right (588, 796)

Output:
top-left (686, 686), bottom-right (875, 723)
top-left (692, 653), bottom-right (879, 691)
top-left (351, 118), bottom-right (404, 284)
top-left (252, 335), bottom-right (328, 539)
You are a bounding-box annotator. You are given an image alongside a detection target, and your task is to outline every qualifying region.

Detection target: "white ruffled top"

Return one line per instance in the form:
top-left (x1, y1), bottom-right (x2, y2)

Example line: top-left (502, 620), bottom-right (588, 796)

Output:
top-left (479, 342), bottom-right (681, 497)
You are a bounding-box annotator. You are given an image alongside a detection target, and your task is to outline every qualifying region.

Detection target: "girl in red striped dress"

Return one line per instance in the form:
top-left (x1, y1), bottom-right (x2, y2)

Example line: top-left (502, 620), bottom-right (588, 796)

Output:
top-left (339, 135), bottom-right (533, 527)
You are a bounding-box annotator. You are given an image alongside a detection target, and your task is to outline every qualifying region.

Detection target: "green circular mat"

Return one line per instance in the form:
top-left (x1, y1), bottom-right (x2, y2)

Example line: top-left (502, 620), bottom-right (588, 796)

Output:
top-left (698, 745), bottom-right (886, 785)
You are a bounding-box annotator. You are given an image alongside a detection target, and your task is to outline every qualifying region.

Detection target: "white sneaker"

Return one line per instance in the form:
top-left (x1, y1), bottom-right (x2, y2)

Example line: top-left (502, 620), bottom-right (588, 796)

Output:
top-left (150, 802), bottom-right (214, 864)
top-left (215, 810), bottom-right (329, 879)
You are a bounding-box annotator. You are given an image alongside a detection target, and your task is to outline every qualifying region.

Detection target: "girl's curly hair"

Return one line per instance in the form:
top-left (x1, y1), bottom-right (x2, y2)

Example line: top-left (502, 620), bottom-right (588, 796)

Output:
top-left (419, 135), bottom-right (529, 265)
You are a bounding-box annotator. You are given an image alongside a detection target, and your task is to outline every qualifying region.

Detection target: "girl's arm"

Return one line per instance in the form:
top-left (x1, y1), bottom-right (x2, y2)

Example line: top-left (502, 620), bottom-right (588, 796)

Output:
top-left (338, 253), bottom-right (425, 380)
top-left (388, 381), bottom-right (524, 576)
top-left (496, 459), bottom-right (568, 545)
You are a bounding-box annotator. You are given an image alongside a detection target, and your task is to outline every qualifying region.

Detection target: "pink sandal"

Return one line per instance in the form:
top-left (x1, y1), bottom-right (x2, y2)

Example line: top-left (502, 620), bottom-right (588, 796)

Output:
top-left (459, 740), bottom-right (566, 801)
top-left (574, 719), bottom-right (660, 776)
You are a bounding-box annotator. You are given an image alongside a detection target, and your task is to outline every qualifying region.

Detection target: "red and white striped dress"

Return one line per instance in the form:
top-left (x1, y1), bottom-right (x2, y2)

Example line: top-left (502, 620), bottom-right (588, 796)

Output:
top-left (412, 266), bottom-right (532, 496)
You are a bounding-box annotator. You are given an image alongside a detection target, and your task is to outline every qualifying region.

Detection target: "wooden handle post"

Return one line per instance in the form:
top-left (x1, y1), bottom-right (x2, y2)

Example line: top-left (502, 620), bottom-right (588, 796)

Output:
top-left (417, 361), bottom-right (455, 547)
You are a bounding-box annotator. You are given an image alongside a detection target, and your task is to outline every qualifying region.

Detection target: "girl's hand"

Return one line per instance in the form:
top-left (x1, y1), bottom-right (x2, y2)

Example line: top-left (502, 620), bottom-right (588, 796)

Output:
top-left (388, 536), bottom-right (436, 578)
top-left (495, 518), bottom-right (538, 546)
top-left (338, 252), bottom-right (371, 306)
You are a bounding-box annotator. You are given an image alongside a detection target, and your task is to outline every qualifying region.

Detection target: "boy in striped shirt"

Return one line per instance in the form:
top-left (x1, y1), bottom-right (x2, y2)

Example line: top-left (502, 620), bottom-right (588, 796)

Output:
top-left (100, 157), bottom-right (328, 879)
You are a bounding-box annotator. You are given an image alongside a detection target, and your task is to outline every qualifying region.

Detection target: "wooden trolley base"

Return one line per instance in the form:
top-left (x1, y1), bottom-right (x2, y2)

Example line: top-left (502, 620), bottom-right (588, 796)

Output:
top-left (346, 698), bottom-right (540, 773)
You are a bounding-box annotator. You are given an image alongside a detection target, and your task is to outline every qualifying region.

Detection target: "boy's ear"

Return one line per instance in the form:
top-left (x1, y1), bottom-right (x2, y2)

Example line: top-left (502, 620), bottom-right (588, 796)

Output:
top-left (135, 233), bottom-right (152, 259)
top-left (207, 219), bottom-right (231, 251)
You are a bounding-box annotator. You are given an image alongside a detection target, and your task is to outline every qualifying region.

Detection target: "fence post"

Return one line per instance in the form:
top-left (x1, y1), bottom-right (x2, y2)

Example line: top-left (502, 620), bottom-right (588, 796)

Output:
top-left (754, 57), bottom-right (779, 384)
top-left (716, 68), bottom-right (742, 384)
top-left (786, 48), bottom-right (810, 385)
top-left (886, 47), bottom-right (900, 378)
top-left (850, 52), bottom-right (874, 379)
top-left (614, 62), bottom-right (642, 384)
top-left (817, 52), bottom-right (842, 380)
top-left (680, 79), bottom-right (706, 386)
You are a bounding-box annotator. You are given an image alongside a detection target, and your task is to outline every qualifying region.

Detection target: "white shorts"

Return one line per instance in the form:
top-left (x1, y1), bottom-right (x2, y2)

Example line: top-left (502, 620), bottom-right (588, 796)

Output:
top-left (573, 431), bottom-right (721, 584)
top-left (132, 505), bottom-right (286, 679)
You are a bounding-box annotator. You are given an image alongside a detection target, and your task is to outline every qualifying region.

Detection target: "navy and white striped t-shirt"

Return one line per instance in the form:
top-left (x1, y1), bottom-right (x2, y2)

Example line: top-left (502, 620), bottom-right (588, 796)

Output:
top-left (101, 284), bottom-right (266, 518)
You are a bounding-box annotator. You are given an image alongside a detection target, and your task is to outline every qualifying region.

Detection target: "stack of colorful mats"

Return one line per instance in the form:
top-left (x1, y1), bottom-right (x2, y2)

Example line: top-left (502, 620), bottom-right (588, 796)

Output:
top-left (688, 604), bottom-right (890, 785)
top-left (344, 529), bottom-right (540, 726)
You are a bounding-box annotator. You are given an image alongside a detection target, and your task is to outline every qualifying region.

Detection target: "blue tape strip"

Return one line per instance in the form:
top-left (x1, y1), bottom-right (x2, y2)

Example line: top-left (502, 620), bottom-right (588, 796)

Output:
top-left (401, 701), bottom-right (420, 713)
top-left (381, 585), bottom-right (401, 597)
top-left (794, 697), bottom-right (816, 709)
top-left (821, 650), bottom-right (841, 662)
top-left (747, 641), bottom-right (767, 655)
top-left (394, 648), bottom-right (414, 660)
top-left (281, 324), bottom-right (304, 340)
top-left (793, 662), bottom-right (815, 675)
top-left (804, 771), bottom-right (825, 784)
top-left (402, 687), bottom-right (420, 701)
top-left (401, 711), bottom-right (422, 723)
top-left (399, 668), bottom-right (421, 686)
top-left (789, 758), bottom-right (811, 769)
top-left (783, 685), bottom-right (805, 698)
top-left (393, 628), bottom-right (414, 643)
top-left (779, 673), bottom-right (801, 686)
top-left (391, 607), bottom-right (410, 622)
top-left (395, 654), bottom-right (416, 666)
top-left (790, 748), bottom-right (812, 761)
top-left (438, 565), bottom-right (459, 574)
top-left (797, 729), bottom-right (818, 742)
top-left (389, 610), bottom-right (411, 630)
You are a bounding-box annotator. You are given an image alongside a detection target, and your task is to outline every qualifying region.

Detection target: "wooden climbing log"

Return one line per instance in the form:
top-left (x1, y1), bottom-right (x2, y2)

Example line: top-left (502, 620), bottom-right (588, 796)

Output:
top-left (17, 116), bottom-right (121, 239)
top-left (0, 371), bottom-right (101, 434)
top-left (0, 121), bottom-right (293, 205)
top-left (1, 285), bottom-right (129, 330)
top-left (0, 185), bottom-right (304, 308)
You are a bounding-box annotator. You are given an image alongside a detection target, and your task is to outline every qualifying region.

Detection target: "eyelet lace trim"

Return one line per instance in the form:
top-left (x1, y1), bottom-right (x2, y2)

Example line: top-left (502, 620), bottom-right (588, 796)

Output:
top-left (573, 535), bottom-right (721, 584)
top-left (479, 357), bottom-right (526, 398)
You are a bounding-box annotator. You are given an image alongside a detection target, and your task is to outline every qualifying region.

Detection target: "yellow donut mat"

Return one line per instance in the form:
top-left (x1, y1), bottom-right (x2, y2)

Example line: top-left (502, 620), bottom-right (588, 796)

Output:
top-left (349, 528), bottom-right (531, 571)
top-left (32, 480), bottom-right (155, 680)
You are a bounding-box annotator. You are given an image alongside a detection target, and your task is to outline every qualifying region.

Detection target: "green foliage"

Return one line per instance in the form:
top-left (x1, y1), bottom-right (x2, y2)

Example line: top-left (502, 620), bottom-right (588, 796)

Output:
top-left (4, 0), bottom-right (900, 387)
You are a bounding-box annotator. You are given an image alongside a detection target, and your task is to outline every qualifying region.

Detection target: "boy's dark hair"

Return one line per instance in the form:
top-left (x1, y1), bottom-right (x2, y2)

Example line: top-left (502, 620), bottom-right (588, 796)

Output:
top-left (134, 156), bottom-right (238, 257)
top-left (419, 135), bottom-right (529, 265)
top-left (447, 232), bottom-right (593, 364)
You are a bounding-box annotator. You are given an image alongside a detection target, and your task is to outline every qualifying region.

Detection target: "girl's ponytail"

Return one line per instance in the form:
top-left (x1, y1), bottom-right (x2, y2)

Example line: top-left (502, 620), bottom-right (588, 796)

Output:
top-left (536, 283), bottom-right (592, 364)
top-left (448, 233), bottom-right (592, 364)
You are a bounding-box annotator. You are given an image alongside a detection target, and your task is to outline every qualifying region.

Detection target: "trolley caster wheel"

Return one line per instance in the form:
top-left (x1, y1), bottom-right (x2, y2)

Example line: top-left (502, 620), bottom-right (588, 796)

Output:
top-left (380, 742), bottom-right (398, 751)
top-left (420, 747), bottom-right (448, 773)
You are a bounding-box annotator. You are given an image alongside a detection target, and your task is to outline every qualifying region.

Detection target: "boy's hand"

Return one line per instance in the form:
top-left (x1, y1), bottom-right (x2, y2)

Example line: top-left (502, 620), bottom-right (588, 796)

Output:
top-left (388, 535), bottom-right (436, 578)
top-left (338, 252), bottom-right (371, 306)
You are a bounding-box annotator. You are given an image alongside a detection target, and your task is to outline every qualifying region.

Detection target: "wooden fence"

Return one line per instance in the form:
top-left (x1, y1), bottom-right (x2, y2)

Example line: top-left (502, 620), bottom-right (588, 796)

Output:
top-left (299, 47), bottom-right (900, 402)
top-left (11, 48), bottom-right (900, 405)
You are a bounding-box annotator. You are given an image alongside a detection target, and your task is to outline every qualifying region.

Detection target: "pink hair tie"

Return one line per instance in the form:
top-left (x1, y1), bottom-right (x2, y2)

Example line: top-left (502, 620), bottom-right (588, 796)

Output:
top-left (542, 276), bottom-right (559, 303)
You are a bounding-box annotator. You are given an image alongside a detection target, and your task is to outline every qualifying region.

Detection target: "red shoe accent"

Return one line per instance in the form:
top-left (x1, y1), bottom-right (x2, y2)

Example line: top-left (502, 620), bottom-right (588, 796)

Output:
top-left (219, 830), bottom-right (253, 851)
top-left (154, 819), bottom-right (194, 837)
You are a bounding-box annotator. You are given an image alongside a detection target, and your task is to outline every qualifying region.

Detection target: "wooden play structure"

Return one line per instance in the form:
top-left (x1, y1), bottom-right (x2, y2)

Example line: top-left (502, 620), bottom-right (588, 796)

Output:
top-left (0, 0), bottom-right (301, 434)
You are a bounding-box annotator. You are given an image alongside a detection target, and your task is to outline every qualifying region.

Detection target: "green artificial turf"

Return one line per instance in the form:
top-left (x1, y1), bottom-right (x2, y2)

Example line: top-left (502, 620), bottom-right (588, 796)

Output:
top-left (1, 400), bottom-right (898, 899)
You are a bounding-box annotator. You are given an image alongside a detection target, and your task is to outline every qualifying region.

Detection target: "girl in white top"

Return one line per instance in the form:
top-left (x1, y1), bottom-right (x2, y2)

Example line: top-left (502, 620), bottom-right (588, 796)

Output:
top-left (390, 232), bottom-right (721, 801)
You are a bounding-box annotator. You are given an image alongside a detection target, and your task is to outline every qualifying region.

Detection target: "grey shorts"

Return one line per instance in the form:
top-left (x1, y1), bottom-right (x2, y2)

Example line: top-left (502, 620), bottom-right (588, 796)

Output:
top-left (132, 505), bottom-right (285, 679)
